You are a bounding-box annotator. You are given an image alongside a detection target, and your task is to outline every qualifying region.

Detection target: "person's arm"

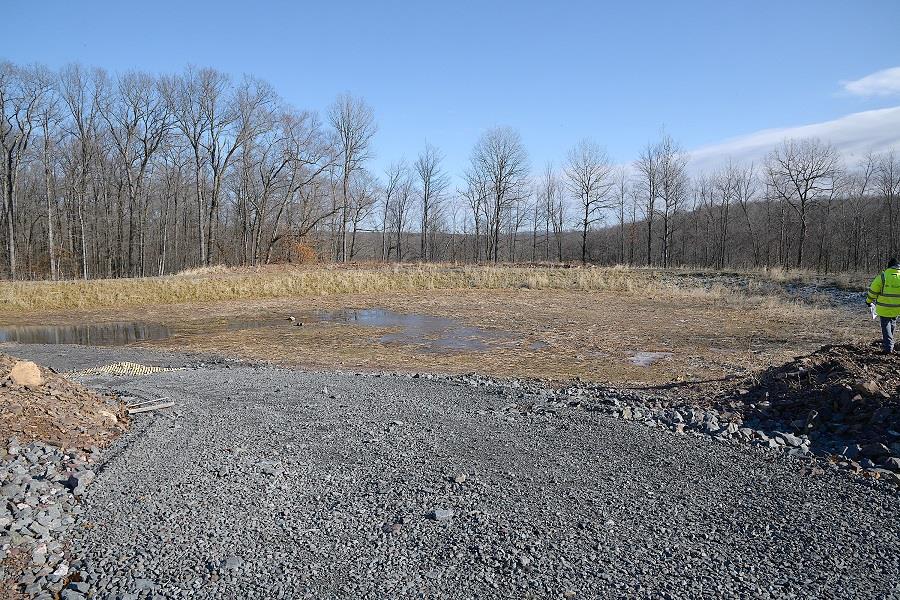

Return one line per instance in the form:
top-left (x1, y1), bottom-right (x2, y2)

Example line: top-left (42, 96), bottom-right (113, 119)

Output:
top-left (866, 273), bottom-right (884, 305)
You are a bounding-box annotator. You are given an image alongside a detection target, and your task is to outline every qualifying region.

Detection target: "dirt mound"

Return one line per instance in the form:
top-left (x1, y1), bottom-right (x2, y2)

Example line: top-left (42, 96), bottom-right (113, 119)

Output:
top-left (726, 344), bottom-right (900, 457)
top-left (0, 354), bottom-right (126, 449)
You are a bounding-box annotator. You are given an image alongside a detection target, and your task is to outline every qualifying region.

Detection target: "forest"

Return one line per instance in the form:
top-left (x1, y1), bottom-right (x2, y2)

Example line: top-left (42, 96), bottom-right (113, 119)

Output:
top-left (2, 59), bottom-right (899, 280)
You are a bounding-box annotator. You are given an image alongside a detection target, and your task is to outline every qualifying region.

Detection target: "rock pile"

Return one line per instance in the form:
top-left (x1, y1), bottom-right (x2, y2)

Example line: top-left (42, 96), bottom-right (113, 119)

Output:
top-left (0, 354), bottom-right (126, 449)
top-left (496, 384), bottom-right (819, 456)
top-left (715, 344), bottom-right (900, 478)
top-left (0, 354), bottom-right (126, 599)
top-left (1, 438), bottom-right (100, 599)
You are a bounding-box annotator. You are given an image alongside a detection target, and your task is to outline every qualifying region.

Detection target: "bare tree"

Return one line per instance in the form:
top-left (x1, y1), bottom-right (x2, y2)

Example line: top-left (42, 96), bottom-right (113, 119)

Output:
top-left (162, 66), bottom-right (212, 265)
top-left (268, 108), bottom-right (336, 262)
top-left (614, 166), bottom-right (629, 264)
top-left (347, 169), bottom-right (378, 260)
top-left (394, 167), bottom-right (414, 262)
top-left (878, 150), bottom-right (900, 259)
top-left (205, 75), bottom-right (276, 265)
top-left (634, 140), bottom-right (659, 266)
top-left (538, 164), bottom-right (566, 262)
top-left (382, 160), bottom-right (409, 261)
top-left (100, 70), bottom-right (171, 274)
top-left (694, 174), bottom-right (714, 264)
top-left (734, 163), bottom-right (759, 267)
top-left (468, 127), bottom-right (530, 263)
top-left (414, 143), bottom-right (450, 261)
top-left (564, 139), bottom-right (614, 264)
top-left (0, 62), bottom-right (54, 278)
top-left (59, 63), bottom-right (106, 279)
top-left (158, 143), bottom-right (190, 274)
top-left (508, 188), bottom-right (532, 261)
top-left (656, 134), bottom-right (688, 267)
top-left (710, 161), bottom-right (746, 269)
top-left (37, 70), bottom-right (62, 279)
top-left (6, 57), bottom-right (900, 280)
top-left (328, 93), bottom-right (376, 262)
top-left (461, 168), bottom-right (488, 262)
top-left (766, 138), bottom-right (840, 268)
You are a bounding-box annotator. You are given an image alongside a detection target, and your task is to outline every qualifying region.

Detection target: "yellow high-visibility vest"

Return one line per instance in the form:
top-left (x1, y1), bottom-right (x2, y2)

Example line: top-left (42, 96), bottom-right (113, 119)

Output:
top-left (866, 267), bottom-right (900, 318)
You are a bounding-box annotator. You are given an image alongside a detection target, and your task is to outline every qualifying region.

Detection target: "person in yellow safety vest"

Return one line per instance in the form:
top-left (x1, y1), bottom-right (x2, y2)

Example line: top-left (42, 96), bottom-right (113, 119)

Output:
top-left (866, 258), bottom-right (900, 354)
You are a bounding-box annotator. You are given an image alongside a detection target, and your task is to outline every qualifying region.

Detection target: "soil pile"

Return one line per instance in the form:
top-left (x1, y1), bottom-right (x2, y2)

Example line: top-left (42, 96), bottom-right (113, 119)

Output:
top-left (727, 344), bottom-right (900, 458)
top-left (0, 353), bottom-right (126, 449)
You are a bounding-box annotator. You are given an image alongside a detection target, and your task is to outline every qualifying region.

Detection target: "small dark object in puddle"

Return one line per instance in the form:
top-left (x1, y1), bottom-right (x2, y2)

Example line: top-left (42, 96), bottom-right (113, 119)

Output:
top-left (0, 322), bottom-right (170, 346)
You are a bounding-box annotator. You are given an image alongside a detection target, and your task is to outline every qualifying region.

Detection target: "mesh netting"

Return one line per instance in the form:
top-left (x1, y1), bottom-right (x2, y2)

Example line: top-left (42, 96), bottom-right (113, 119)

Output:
top-left (65, 362), bottom-right (182, 378)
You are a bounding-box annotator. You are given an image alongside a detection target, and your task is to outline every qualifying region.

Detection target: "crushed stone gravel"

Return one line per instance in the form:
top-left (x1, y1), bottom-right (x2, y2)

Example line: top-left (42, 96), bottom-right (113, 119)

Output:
top-left (6, 343), bottom-right (900, 599)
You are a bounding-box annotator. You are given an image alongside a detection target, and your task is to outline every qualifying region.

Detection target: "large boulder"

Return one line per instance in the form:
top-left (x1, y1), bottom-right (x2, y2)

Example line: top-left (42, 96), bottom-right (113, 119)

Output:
top-left (8, 361), bottom-right (44, 387)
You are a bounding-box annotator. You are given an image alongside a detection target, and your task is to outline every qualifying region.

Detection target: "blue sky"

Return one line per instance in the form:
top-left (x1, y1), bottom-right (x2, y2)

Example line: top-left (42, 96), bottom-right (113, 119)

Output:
top-left (3, 0), bottom-right (899, 176)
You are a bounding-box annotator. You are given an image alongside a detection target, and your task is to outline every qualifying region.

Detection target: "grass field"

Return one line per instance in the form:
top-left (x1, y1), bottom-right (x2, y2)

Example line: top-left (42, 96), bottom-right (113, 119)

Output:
top-left (0, 263), bottom-right (642, 311)
top-left (0, 264), bottom-right (869, 386)
top-left (0, 262), bottom-right (870, 312)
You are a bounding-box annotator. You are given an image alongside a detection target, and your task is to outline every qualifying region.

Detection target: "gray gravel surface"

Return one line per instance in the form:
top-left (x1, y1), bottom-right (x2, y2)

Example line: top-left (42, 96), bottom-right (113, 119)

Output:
top-left (8, 343), bottom-right (900, 599)
top-left (0, 439), bottom-right (98, 600)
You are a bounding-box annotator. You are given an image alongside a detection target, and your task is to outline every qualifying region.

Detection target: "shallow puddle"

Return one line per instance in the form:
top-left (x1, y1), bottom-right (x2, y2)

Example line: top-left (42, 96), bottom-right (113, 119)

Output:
top-left (309, 308), bottom-right (511, 352)
top-left (2, 308), bottom-right (516, 353)
top-left (0, 322), bottom-right (171, 346)
top-left (629, 351), bottom-right (673, 367)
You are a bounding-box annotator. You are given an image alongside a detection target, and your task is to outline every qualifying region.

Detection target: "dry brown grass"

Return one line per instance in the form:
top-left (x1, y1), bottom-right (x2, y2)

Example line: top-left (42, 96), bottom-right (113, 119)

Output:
top-left (2, 262), bottom-right (866, 313)
top-left (662, 264), bottom-right (870, 291)
top-left (0, 263), bottom-right (655, 312)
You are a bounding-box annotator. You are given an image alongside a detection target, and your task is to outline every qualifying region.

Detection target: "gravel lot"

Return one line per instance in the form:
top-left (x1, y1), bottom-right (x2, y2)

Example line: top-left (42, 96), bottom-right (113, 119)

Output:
top-left (9, 344), bottom-right (900, 599)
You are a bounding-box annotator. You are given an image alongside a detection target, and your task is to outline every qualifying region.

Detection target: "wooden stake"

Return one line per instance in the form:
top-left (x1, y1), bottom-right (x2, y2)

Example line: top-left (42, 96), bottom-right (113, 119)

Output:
top-left (126, 397), bottom-right (169, 409)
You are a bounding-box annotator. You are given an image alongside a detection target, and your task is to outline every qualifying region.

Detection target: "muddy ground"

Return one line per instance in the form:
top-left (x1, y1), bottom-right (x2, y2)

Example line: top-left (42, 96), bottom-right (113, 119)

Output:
top-left (0, 275), bottom-right (868, 386)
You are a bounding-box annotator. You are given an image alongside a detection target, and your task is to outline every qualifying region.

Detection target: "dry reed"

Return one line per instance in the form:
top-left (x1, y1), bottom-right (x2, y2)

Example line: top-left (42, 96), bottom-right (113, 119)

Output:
top-left (0, 264), bottom-right (647, 312)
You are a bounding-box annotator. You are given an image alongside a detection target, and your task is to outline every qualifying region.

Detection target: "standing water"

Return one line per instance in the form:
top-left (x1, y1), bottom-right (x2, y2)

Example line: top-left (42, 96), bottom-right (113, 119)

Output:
top-left (311, 308), bottom-right (511, 352)
top-left (0, 323), bottom-right (171, 346)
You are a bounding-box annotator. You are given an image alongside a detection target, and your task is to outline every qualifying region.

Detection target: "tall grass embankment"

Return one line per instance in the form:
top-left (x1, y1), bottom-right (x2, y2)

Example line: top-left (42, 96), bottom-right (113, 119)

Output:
top-left (0, 264), bottom-right (649, 312)
top-left (0, 263), bottom-right (847, 314)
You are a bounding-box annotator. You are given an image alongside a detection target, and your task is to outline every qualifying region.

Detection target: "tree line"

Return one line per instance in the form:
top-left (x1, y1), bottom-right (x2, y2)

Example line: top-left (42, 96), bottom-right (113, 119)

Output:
top-left (2, 59), bottom-right (899, 280)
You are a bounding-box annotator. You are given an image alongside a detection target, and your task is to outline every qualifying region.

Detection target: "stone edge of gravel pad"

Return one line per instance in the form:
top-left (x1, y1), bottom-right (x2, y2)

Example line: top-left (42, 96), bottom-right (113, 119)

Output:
top-left (0, 439), bottom-right (101, 599)
top-left (17, 339), bottom-right (900, 496)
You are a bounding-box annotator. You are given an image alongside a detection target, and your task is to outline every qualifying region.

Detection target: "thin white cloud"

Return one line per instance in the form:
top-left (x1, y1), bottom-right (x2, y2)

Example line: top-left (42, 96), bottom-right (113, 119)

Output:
top-left (842, 67), bottom-right (900, 97)
top-left (687, 106), bottom-right (900, 173)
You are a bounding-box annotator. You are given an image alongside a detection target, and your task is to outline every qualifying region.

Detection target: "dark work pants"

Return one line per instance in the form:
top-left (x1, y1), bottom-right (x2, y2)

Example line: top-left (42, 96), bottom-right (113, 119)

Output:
top-left (881, 316), bottom-right (897, 353)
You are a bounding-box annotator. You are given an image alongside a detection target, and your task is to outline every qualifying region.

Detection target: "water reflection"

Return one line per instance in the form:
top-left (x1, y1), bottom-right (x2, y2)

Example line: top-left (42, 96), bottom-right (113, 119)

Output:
top-left (0, 309), bottom-right (514, 353)
top-left (313, 308), bottom-right (509, 352)
top-left (0, 322), bottom-right (171, 346)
